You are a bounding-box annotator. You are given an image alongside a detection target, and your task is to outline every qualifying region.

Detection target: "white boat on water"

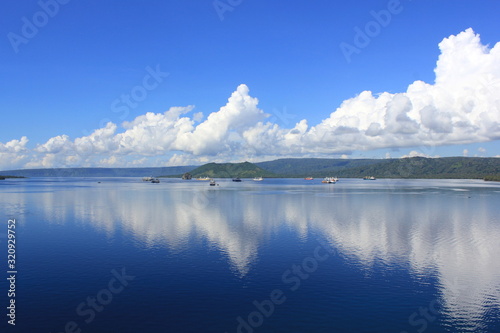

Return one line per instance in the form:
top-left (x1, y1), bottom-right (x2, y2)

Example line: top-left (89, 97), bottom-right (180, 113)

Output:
top-left (142, 176), bottom-right (154, 181)
top-left (253, 176), bottom-right (263, 181)
top-left (196, 176), bottom-right (211, 181)
top-left (321, 177), bottom-right (337, 183)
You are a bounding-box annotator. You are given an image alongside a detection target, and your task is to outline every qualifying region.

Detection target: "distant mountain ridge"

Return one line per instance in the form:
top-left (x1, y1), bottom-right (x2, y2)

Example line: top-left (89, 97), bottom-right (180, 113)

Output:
top-left (1, 157), bottom-right (498, 179)
top-left (0, 166), bottom-right (195, 177)
top-left (343, 156), bottom-right (500, 179)
top-left (257, 157), bottom-right (500, 179)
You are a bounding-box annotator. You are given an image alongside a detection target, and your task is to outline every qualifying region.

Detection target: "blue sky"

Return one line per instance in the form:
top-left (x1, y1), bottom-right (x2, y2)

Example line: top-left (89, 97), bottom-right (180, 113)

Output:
top-left (1, 0), bottom-right (499, 169)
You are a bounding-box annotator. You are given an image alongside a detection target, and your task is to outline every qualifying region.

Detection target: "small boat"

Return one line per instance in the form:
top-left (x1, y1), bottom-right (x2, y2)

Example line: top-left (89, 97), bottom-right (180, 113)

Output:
top-left (151, 178), bottom-right (160, 183)
top-left (363, 176), bottom-right (376, 180)
top-left (209, 179), bottom-right (217, 186)
top-left (304, 177), bottom-right (314, 180)
top-left (253, 176), bottom-right (263, 181)
top-left (321, 177), bottom-right (337, 184)
top-left (232, 178), bottom-right (242, 182)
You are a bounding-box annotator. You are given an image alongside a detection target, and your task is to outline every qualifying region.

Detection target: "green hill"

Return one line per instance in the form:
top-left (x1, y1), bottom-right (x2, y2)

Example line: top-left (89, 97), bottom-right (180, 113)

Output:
top-left (186, 162), bottom-right (277, 178)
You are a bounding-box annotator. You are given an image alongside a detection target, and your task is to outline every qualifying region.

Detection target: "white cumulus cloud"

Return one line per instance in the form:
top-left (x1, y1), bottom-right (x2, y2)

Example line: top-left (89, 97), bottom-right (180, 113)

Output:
top-left (174, 84), bottom-right (267, 155)
top-left (0, 137), bottom-right (29, 170)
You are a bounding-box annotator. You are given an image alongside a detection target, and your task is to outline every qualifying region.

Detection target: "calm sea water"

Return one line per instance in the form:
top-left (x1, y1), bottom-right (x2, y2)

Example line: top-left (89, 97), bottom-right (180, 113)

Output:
top-left (1, 177), bottom-right (500, 332)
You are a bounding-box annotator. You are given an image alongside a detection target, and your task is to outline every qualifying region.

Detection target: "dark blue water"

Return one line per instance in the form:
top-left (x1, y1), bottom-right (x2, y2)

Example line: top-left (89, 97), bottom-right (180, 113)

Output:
top-left (1, 177), bottom-right (500, 332)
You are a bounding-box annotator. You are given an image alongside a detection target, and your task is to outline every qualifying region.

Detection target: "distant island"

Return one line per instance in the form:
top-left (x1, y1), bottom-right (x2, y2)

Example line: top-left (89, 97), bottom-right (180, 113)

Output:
top-left (0, 176), bottom-right (25, 180)
top-left (0, 157), bottom-right (499, 180)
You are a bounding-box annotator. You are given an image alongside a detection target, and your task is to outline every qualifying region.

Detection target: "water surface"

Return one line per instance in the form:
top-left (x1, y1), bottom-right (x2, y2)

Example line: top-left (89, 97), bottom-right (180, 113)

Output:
top-left (1, 177), bottom-right (499, 332)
